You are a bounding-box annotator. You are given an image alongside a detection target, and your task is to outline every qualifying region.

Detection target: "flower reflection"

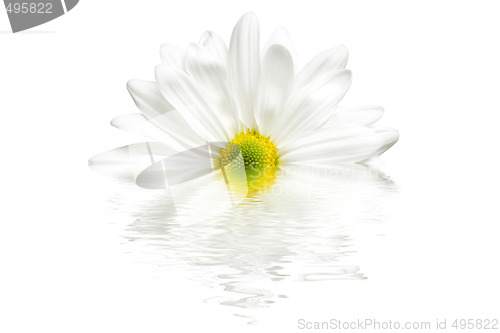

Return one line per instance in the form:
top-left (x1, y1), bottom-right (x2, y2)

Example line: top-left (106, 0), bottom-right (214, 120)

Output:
top-left (110, 164), bottom-right (397, 314)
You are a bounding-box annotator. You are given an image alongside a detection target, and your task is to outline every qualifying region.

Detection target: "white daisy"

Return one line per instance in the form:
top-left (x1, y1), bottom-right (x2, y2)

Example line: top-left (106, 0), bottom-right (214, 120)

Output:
top-left (90, 13), bottom-right (398, 189)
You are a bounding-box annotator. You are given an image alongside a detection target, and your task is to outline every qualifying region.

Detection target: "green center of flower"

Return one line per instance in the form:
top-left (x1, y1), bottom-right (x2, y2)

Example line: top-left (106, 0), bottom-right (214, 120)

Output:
top-left (216, 129), bottom-right (279, 171)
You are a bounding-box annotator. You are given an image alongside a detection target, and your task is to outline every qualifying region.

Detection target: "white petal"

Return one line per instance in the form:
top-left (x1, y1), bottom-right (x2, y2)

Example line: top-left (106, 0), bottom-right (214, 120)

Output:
top-left (327, 106), bottom-right (384, 127)
top-left (127, 79), bottom-right (174, 115)
top-left (255, 44), bottom-right (294, 136)
top-left (371, 126), bottom-right (399, 156)
top-left (88, 142), bottom-right (176, 182)
top-left (262, 27), bottom-right (297, 64)
top-left (185, 43), bottom-right (239, 136)
top-left (155, 65), bottom-right (229, 142)
top-left (275, 69), bottom-right (352, 146)
top-left (294, 45), bottom-right (349, 90)
top-left (110, 113), bottom-right (186, 151)
top-left (127, 80), bottom-right (204, 147)
top-left (228, 12), bottom-right (260, 128)
top-left (199, 31), bottom-right (228, 65)
top-left (160, 44), bottom-right (185, 69)
top-left (136, 145), bottom-right (214, 189)
top-left (280, 126), bottom-right (383, 164)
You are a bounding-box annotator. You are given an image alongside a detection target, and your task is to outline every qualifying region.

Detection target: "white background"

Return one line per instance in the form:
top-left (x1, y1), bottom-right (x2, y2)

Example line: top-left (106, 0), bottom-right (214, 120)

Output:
top-left (1, 1), bottom-right (499, 332)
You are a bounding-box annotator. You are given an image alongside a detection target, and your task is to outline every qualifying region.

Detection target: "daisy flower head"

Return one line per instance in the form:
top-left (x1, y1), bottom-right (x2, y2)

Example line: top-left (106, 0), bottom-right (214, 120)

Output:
top-left (90, 13), bottom-right (398, 193)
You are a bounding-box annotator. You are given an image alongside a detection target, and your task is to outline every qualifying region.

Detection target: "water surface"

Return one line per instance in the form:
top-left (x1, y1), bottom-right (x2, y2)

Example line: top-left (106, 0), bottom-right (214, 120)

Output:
top-left (105, 164), bottom-right (398, 321)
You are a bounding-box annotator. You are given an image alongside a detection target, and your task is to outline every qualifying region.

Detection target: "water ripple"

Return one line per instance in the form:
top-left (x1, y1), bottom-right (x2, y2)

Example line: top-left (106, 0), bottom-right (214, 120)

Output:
top-left (110, 164), bottom-right (398, 314)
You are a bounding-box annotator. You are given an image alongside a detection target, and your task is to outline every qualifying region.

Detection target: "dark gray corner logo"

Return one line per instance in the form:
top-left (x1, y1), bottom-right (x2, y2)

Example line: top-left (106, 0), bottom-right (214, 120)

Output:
top-left (3, 0), bottom-right (79, 32)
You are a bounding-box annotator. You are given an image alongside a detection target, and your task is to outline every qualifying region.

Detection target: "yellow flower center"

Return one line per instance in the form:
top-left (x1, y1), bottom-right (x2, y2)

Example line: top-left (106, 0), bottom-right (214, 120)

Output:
top-left (214, 129), bottom-right (279, 196)
top-left (217, 129), bottom-right (279, 170)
